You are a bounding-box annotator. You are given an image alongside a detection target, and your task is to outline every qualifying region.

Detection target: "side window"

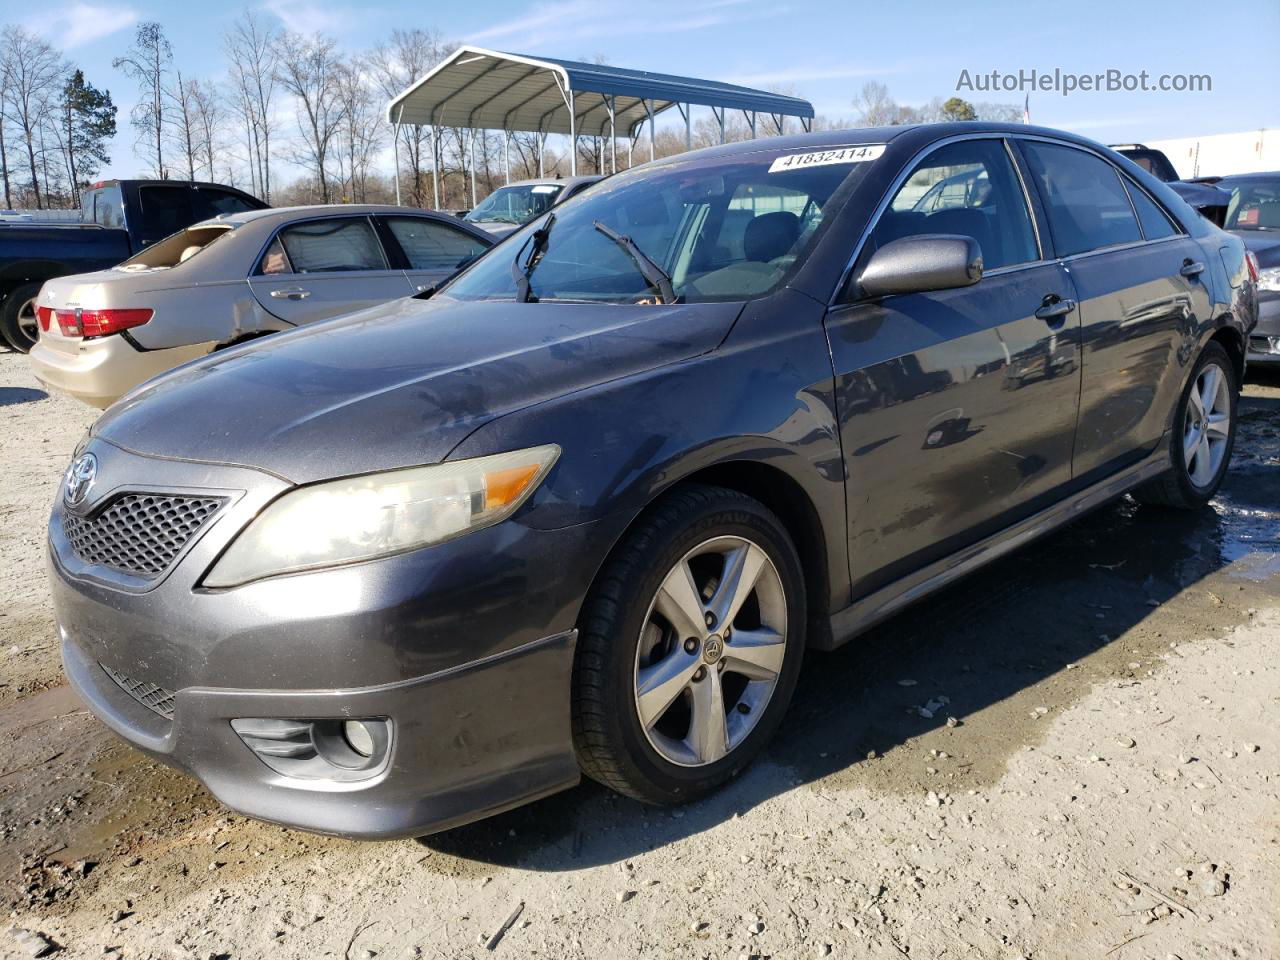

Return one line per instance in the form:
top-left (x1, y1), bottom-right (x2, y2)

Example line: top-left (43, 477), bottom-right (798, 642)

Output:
top-left (872, 139), bottom-right (1038, 271)
top-left (256, 237), bottom-right (292, 275)
top-left (1123, 178), bottom-right (1179, 241)
top-left (1020, 142), bottom-right (1142, 256)
top-left (139, 186), bottom-right (194, 237)
top-left (384, 217), bottom-right (488, 270)
top-left (274, 218), bottom-right (387, 273)
top-left (197, 190), bottom-right (261, 219)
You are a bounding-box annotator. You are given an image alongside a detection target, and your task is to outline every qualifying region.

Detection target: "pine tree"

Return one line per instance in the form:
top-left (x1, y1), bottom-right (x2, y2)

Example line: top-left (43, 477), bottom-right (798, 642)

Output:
top-left (61, 70), bottom-right (116, 207)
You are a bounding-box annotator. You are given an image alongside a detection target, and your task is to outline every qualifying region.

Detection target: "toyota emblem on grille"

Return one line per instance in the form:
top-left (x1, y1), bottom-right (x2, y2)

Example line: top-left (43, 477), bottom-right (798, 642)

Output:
top-left (64, 453), bottom-right (98, 507)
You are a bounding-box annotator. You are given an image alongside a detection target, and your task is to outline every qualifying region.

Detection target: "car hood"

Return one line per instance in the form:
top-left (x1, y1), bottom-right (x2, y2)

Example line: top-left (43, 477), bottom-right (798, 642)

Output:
top-left (92, 295), bottom-right (742, 484)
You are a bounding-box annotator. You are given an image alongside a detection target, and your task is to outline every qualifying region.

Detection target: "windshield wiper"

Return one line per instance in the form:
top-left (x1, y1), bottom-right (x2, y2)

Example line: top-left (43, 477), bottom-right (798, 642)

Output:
top-left (511, 213), bottom-right (556, 302)
top-left (592, 220), bottom-right (678, 304)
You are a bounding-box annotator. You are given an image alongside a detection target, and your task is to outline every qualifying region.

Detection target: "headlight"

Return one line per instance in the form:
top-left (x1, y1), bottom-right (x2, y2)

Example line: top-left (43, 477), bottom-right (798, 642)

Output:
top-left (204, 444), bottom-right (560, 587)
top-left (1258, 266), bottom-right (1280, 293)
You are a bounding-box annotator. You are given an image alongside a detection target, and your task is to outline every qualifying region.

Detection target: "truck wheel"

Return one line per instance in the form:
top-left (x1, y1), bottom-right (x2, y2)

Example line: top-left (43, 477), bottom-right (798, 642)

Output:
top-left (572, 484), bottom-right (805, 805)
top-left (1, 282), bottom-right (43, 353)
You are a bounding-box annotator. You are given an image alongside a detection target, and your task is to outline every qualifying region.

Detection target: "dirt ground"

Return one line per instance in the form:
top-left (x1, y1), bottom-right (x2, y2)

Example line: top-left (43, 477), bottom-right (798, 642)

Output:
top-left (2, 349), bottom-right (1278, 960)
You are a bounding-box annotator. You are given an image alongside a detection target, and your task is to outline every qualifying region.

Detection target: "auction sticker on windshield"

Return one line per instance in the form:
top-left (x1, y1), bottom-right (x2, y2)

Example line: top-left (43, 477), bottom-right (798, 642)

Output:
top-left (768, 144), bottom-right (886, 173)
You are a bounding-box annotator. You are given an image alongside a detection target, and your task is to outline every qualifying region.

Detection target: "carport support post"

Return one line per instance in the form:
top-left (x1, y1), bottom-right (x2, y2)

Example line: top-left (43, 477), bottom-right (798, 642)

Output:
top-left (567, 87), bottom-right (577, 176)
top-left (392, 104), bottom-right (403, 206)
top-left (645, 100), bottom-right (655, 162)
top-left (469, 128), bottom-right (478, 209)
top-left (749, 111), bottom-right (757, 139)
top-left (681, 104), bottom-right (691, 151)
top-left (606, 96), bottom-right (617, 174)
top-left (504, 132), bottom-right (511, 185)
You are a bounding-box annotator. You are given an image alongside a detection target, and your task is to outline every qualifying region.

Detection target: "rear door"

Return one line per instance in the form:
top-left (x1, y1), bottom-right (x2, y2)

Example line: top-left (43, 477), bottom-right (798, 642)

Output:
top-left (1017, 139), bottom-right (1212, 481)
top-left (825, 137), bottom-right (1083, 598)
top-left (377, 215), bottom-right (491, 293)
top-left (247, 215), bottom-right (414, 326)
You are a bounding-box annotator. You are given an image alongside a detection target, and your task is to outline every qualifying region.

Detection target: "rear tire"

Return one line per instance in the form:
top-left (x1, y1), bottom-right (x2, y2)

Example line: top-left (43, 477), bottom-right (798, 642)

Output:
top-left (1135, 340), bottom-right (1237, 509)
top-left (572, 484), bottom-right (805, 805)
top-left (0, 282), bottom-right (42, 353)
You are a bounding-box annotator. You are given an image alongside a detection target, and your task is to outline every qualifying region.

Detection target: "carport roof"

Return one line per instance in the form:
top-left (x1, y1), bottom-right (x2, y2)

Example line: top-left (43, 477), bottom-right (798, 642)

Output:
top-left (385, 46), bottom-right (815, 138)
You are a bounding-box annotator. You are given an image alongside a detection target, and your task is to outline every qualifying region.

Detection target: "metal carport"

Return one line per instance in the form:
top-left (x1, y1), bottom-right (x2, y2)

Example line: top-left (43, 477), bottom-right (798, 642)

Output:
top-left (384, 46), bottom-right (815, 206)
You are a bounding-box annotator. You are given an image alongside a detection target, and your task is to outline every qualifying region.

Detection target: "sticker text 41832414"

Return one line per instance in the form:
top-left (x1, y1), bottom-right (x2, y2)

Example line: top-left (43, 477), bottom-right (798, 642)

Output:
top-left (768, 144), bottom-right (886, 174)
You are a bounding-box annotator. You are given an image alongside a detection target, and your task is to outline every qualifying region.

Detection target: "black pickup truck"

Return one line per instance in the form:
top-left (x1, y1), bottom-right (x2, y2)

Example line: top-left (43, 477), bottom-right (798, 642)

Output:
top-left (0, 179), bottom-right (266, 351)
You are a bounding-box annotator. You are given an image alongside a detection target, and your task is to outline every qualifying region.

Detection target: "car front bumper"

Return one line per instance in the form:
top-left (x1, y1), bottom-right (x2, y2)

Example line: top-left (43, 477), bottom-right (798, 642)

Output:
top-left (1247, 292), bottom-right (1280, 365)
top-left (47, 439), bottom-right (613, 839)
top-left (29, 335), bottom-right (213, 409)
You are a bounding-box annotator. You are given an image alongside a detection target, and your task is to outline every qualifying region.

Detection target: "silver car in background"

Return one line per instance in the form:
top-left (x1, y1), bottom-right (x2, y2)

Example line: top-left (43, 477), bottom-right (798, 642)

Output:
top-left (29, 205), bottom-right (492, 407)
top-left (463, 175), bottom-right (603, 238)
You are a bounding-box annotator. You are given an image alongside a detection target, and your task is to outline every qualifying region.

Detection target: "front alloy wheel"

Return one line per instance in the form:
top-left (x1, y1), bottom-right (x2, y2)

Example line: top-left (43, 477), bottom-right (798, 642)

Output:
top-left (635, 536), bottom-right (788, 767)
top-left (573, 485), bottom-right (805, 804)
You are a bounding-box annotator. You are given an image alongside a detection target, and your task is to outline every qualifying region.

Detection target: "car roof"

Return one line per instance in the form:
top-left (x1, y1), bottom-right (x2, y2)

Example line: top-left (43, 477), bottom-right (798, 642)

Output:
top-left (496, 175), bottom-right (604, 189)
top-left (191, 203), bottom-right (476, 231)
top-left (1213, 172), bottom-right (1280, 181)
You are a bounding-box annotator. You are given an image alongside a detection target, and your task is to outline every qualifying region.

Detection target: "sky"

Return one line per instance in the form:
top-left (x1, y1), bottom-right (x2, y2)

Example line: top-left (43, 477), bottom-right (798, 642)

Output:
top-left (8, 0), bottom-right (1280, 185)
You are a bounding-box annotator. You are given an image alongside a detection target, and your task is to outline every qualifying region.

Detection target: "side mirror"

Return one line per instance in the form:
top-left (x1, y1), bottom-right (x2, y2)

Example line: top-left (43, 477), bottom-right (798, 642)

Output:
top-left (857, 233), bottom-right (983, 298)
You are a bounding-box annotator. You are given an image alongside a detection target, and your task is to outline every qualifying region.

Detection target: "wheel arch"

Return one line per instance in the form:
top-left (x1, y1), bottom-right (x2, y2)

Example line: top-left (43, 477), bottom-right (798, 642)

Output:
top-left (1207, 322), bottom-right (1246, 384)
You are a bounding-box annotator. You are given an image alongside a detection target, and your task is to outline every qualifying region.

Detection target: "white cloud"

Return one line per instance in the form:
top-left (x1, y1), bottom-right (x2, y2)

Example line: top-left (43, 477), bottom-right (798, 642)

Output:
top-left (261, 0), bottom-right (354, 36)
top-left (25, 2), bottom-right (138, 50)
top-left (463, 0), bottom-right (781, 50)
top-left (726, 63), bottom-right (913, 88)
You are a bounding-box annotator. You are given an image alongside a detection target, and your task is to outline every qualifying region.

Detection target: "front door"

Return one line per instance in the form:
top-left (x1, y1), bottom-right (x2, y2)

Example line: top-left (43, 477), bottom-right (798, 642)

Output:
top-left (825, 137), bottom-right (1084, 598)
top-left (248, 216), bottom-right (413, 326)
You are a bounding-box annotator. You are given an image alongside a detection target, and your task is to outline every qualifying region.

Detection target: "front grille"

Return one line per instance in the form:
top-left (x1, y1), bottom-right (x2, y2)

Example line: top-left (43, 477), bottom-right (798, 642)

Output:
top-left (62, 493), bottom-right (223, 579)
top-left (1250, 335), bottom-right (1279, 356)
top-left (101, 665), bottom-right (176, 720)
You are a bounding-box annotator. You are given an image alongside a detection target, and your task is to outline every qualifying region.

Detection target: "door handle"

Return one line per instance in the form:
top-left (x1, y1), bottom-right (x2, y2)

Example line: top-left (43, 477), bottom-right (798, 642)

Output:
top-left (270, 288), bottom-right (311, 300)
top-left (1180, 259), bottom-right (1205, 278)
top-left (1034, 296), bottom-right (1077, 322)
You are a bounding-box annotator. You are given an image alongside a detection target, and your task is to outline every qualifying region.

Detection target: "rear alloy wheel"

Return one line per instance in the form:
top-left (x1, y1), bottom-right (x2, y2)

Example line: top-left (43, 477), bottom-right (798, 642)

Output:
top-left (573, 485), bottom-right (805, 805)
top-left (0, 282), bottom-right (42, 353)
top-left (1135, 340), bottom-right (1238, 509)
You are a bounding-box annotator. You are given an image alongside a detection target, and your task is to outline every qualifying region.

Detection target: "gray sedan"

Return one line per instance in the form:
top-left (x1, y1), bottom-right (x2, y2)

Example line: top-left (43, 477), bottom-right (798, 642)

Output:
top-left (29, 205), bottom-right (492, 407)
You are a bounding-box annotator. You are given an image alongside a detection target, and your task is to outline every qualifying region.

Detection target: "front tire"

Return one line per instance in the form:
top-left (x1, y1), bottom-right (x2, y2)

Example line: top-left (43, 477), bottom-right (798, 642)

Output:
top-left (1135, 340), bottom-right (1238, 509)
top-left (0, 282), bottom-right (42, 352)
top-left (572, 484), bottom-right (805, 805)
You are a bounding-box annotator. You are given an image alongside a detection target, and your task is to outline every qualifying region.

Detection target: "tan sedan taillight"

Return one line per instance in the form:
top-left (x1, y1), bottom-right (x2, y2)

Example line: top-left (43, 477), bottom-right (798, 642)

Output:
top-left (55, 308), bottom-right (154, 340)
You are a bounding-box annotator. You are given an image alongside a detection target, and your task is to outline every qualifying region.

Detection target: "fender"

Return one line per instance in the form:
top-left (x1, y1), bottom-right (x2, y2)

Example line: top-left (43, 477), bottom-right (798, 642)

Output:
top-left (446, 288), bottom-right (851, 621)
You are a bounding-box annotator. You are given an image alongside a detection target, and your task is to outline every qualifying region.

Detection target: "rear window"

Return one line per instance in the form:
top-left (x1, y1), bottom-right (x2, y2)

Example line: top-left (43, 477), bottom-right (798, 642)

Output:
top-left (119, 225), bottom-right (234, 269)
top-left (86, 186), bottom-right (126, 229)
top-left (383, 216), bottom-right (489, 270)
top-left (139, 186), bottom-right (195, 237)
top-left (196, 189), bottom-right (261, 219)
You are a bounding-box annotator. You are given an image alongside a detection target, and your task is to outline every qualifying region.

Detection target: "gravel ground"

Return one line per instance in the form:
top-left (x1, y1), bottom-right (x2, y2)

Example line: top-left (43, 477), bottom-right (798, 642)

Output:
top-left (2, 349), bottom-right (1278, 960)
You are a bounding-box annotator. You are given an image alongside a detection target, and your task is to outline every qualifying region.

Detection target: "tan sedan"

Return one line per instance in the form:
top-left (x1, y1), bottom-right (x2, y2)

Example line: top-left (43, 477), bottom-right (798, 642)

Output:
top-left (29, 205), bottom-right (492, 408)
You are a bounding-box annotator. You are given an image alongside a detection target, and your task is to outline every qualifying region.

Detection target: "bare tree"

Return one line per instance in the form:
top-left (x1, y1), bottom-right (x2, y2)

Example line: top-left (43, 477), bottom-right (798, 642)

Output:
top-left (276, 31), bottom-right (346, 204)
top-left (370, 28), bottom-right (447, 207)
top-left (0, 28), bottom-right (66, 208)
top-left (189, 79), bottom-right (225, 181)
top-left (113, 22), bottom-right (171, 178)
top-left (225, 10), bottom-right (279, 201)
top-left (334, 58), bottom-right (384, 203)
top-left (167, 69), bottom-right (201, 180)
top-left (851, 81), bottom-right (906, 127)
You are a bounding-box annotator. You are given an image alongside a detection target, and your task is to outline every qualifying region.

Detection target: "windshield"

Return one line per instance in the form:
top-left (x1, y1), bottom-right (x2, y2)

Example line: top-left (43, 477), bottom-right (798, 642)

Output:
top-left (465, 183), bottom-right (564, 225)
top-left (445, 147), bottom-right (876, 304)
top-left (1222, 178), bottom-right (1280, 231)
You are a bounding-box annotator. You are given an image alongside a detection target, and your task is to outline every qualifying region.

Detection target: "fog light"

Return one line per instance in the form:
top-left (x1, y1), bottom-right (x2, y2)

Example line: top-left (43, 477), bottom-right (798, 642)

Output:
top-left (343, 720), bottom-right (376, 757)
